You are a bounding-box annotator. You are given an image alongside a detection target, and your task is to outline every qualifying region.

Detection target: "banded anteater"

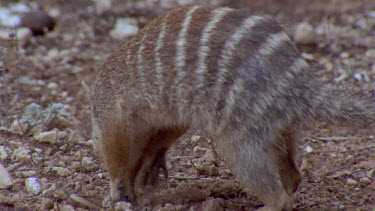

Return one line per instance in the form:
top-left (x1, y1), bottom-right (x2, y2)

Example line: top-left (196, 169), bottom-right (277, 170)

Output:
top-left (84, 6), bottom-right (375, 210)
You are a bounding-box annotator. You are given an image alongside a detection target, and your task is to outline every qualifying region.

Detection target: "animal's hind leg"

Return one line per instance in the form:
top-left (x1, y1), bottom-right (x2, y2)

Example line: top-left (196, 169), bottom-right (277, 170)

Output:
top-left (139, 127), bottom-right (187, 187)
top-left (212, 129), bottom-right (299, 211)
top-left (257, 129), bottom-right (301, 210)
top-left (142, 148), bottom-right (168, 186)
top-left (277, 129), bottom-right (301, 195)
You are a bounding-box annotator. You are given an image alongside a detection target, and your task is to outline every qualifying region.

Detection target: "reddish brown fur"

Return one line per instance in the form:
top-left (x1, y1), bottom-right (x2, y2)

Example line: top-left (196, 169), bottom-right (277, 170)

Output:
top-left (85, 5), bottom-right (375, 211)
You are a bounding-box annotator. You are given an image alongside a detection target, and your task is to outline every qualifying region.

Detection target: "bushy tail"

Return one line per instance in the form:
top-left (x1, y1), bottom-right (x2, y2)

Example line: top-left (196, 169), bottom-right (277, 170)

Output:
top-left (311, 83), bottom-right (375, 128)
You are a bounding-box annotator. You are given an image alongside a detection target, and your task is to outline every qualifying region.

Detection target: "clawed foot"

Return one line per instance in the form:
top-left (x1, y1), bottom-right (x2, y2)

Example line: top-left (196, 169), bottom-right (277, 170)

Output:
top-left (142, 149), bottom-right (169, 187)
top-left (104, 180), bottom-right (135, 207)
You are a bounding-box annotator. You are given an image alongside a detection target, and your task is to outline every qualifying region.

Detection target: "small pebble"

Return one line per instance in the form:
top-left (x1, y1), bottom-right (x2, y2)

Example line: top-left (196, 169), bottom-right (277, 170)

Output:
top-left (110, 18), bottom-right (139, 40)
top-left (16, 27), bottom-right (32, 48)
top-left (114, 201), bottom-right (132, 211)
top-left (34, 129), bottom-right (68, 144)
top-left (193, 146), bottom-right (207, 156)
top-left (47, 82), bottom-right (58, 90)
top-left (0, 146), bottom-right (9, 160)
top-left (304, 145), bottom-right (313, 153)
top-left (359, 177), bottom-right (372, 185)
top-left (12, 146), bottom-right (31, 162)
top-left (42, 184), bottom-right (56, 197)
top-left (339, 52), bottom-right (350, 58)
top-left (0, 163), bottom-right (12, 189)
top-left (25, 177), bottom-right (42, 195)
top-left (82, 156), bottom-right (99, 171)
top-left (294, 22), bottom-right (316, 45)
top-left (353, 73), bottom-right (362, 81)
top-left (191, 135), bottom-right (201, 143)
top-left (366, 169), bottom-right (375, 178)
top-left (95, 0), bottom-right (112, 14)
top-left (347, 178), bottom-right (358, 186)
top-left (22, 170), bottom-right (37, 177)
top-left (57, 168), bottom-right (71, 177)
top-left (55, 203), bottom-right (75, 211)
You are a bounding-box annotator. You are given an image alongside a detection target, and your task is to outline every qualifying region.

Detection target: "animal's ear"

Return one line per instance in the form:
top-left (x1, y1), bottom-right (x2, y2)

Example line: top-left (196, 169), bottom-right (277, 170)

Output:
top-left (82, 81), bottom-right (92, 100)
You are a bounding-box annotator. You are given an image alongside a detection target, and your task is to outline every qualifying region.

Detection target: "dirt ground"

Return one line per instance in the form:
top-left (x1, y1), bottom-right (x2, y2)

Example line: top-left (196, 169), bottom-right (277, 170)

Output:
top-left (1, 0), bottom-right (375, 210)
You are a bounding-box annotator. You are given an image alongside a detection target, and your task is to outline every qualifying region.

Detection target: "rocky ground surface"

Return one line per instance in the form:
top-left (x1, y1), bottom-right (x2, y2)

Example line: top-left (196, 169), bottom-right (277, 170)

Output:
top-left (1, 0), bottom-right (375, 210)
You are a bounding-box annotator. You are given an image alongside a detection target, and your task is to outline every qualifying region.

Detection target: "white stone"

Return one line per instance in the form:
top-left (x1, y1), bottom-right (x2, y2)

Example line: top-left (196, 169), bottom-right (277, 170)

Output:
top-left (0, 7), bottom-right (21, 27)
top-left (34, 129), bottom-right (68, 144)
top-left (82, 156), bottom-right (98, 171)
top-left (94, 0), bottom-right (112, 14)
top-left (114, 201), bottom-right (132, 211)
top-left (55, 203), bottom-right (75, 211)
top-left (17, 27), bottom-right (32, 48)
top-left (45, 48), bottom-right (60, 62)
top-left (339, 52), bottom-right (350, 58)
top-left (9, 3), bottom-right (30, 13)
top-left (61, 91), bottom-right (68, 98)
top-left (301, 52), bottom-right (314, 60)
top-left (9, 141), bottom-right (22, 147)
top-left (48, 8), bottom-right (61, 18)
top-left (353, 73), bottom-right (362, 81)
top-left (18, 76), bottom-right (45, 85)
top-left (22, 170), bottom-right (37, 177)
top-left (12, 146), bottom-right (31, 162)
top-left (193, 146), bottom-right (207, 156)
top-left (294, 22), bottom-right (316, 45)
top-left (110, 18), bottom-right (139, 40)
top-left (25, 177), bottom-right (42, 195)
top-left (304, 145), bottom-right (313, 153)
top-left (0, 163), bottom-right (12, 189)
top-left (47, 82), bottom-right (58, 90)
top-left (191, 135), bottom-right (201, 143)
top-left (0, 146), bottom-right (9, 160)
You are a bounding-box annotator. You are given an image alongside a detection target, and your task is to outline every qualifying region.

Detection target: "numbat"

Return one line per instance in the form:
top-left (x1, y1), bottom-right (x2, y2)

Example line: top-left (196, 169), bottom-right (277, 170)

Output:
top-left (83, 5), bottom-right (375, 210)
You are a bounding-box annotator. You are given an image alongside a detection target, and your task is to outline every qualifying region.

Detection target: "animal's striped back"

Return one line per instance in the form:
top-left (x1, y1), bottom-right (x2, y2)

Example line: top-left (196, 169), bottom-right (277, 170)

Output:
top-left (93, 6), bottom-right (312, 131)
